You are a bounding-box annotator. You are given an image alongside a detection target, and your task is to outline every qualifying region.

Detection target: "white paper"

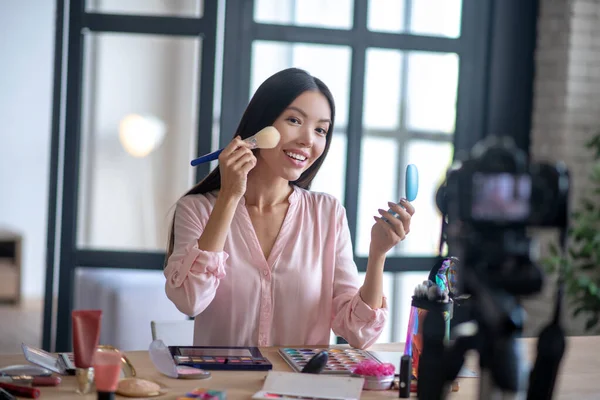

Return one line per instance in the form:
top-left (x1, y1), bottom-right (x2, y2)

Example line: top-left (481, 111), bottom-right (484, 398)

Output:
top-left (252, 371), bottom-right (364, 400)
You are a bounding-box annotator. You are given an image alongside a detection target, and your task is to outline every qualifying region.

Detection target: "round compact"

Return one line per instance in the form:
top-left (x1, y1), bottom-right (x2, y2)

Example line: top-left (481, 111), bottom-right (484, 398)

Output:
top-left (175, 365), bottom-right (211, 379)
top-left (0, 365), bottom-right (53, 377)
top-left (148, 339), bottom-right (211, 380)
top-left (116, 378), bottom-right (162, 398)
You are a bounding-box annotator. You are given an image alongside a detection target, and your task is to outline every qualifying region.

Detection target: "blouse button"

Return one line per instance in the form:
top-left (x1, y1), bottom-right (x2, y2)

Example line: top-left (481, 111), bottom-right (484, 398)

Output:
top-left (262, 269), bottom-right (268, 276)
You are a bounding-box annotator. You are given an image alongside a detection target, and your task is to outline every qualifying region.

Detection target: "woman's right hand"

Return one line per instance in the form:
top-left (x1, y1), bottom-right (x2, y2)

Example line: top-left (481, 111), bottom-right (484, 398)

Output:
top-left (218, 136), bottom-right (257, 200)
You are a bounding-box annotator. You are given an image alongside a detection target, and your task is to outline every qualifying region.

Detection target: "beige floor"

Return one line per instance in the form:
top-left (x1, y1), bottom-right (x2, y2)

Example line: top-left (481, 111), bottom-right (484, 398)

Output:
top-left (0, 298), bottom-right (43, 355)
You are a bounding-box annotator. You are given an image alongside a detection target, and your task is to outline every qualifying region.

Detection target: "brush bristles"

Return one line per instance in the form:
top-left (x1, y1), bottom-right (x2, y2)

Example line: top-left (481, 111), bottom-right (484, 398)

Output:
top-left (251, 126), bottom-right (280, 149)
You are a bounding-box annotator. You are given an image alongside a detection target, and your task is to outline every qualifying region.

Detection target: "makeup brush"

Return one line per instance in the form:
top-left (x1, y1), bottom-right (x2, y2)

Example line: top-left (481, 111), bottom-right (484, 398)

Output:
top-left (190, 126), bottom-right (280, 166)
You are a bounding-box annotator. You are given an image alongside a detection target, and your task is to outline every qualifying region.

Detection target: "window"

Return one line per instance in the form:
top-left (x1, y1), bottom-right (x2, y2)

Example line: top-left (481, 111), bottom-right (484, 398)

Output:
top-left (77, 33), bottom-right (200, 251)
top-left (357, 49), bottom-right (458, 257)
top-left (45, 0), bottom-right (218, 352)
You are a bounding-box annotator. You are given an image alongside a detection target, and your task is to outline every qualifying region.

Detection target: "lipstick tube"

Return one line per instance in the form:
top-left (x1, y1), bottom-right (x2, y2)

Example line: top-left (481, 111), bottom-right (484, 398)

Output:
top-left (0, 376), bottom-right (61, 386)
top-left (0, 382), bottom-right (40, 399)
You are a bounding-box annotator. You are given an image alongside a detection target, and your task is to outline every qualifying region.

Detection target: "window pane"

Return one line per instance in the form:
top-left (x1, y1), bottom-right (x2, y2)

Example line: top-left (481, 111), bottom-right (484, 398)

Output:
top-left (406, 52), bottom-right (459, 133)
top-left (364, 48), bottom-right (403, 130)
top-left (77, 33), bottom-right (200, 251)
top-left (254, 0), bottom-right (353, 30)
top-left (250, 41), bottom-right (351, 201)
top-left (251, 41), bottom-right (351, 128)
top-left (363, 49), bottom-right (459, 134)
top-left (411, 0), bottom-right (462, 38)
top-left (367, 0), bottom-right (405, 33)
top-left (86, 0), bottom-right (203, 17)
top-left (356, 137), bottom-right (399, 257)
top-left (394, 140), bottom-right (453, 256)
top-left (368, 0), bottom-right (462, 38)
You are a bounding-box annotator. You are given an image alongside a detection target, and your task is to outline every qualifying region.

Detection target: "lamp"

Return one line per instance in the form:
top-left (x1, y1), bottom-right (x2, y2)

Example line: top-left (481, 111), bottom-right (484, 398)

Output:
top-left (117, 113), bottom-right (166, 249)
top-left (118, 114), bottom-right (166, 157)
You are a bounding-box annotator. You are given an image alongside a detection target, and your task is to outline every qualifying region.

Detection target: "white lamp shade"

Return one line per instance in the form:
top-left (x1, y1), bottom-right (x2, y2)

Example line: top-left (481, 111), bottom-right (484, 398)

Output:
top-left (119, 114), bottom-right (166, 158)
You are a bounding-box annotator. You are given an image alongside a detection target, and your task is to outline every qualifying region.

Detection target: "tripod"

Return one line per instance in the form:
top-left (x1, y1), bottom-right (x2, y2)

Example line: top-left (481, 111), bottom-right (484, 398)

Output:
top-left (416, 263), bottom-right (566, 400)
top-left (425, 136), bottom-right (571, 399)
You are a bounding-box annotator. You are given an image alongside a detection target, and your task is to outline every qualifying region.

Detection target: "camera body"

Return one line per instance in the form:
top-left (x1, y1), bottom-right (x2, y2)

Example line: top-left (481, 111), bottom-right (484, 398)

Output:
top-left (443, 136), bottom-right (569, 229)
top-left (437, 135), bottom-right (570, 298)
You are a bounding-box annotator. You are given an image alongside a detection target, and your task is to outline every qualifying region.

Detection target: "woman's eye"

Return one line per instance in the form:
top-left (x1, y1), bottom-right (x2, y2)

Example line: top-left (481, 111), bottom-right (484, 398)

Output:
top-left (288, 117), bottom-right (300, 124)
top-left (316, 128), bottom-right (327, 135)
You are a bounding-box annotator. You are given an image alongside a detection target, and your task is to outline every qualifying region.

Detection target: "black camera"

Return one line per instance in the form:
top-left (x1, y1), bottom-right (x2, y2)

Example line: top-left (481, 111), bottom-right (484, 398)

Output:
top-left (441, 135), bottom-right (569, 229)
top-left (420, 136), bottom-right (571, 400)
top-left (436, 135), bottom-right (571, 298)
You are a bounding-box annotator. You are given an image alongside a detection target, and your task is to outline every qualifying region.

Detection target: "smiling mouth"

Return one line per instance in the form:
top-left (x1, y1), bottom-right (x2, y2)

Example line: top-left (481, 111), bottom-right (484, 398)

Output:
top-left (284, 151), bottom-right (307, 162)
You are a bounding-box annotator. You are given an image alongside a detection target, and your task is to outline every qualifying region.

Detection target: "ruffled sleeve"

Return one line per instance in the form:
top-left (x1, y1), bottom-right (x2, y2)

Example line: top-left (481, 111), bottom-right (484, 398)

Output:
top-left (330, 202), bottom-right (388, 349)
top-left (164, 194), bottom-right (229, 317)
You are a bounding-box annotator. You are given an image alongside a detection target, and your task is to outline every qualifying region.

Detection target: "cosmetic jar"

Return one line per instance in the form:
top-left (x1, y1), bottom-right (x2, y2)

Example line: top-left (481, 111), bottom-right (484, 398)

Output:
top-left (351, 373), bottom-right (395, 390)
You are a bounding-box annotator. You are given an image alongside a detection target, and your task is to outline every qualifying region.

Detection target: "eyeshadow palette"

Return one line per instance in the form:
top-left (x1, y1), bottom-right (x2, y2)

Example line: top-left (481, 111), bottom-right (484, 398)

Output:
top-left (21, 344), bottom-right (72, 375)
top-left (169, 346), bottom-right (273, 371)
top-left (279, 347), bottom-right (381, 375)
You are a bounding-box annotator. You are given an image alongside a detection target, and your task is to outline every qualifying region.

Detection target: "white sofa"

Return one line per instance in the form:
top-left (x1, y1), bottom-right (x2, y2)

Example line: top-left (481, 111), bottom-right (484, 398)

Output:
top-left (74, 267), bottom-right (188, 351)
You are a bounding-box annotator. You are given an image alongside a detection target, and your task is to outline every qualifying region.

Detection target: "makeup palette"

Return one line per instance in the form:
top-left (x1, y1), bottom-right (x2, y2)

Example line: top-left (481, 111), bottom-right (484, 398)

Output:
top-left (169, 346), bottom-right (272, 371)
top-left (279, 348), bottom-right (382, 375)
top-left (21, 344), bottom-right (72, 375)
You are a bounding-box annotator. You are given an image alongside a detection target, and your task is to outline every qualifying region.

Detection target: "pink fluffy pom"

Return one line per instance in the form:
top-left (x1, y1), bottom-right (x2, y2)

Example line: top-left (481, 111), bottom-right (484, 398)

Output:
top-left (352, 360), bottom-right (396, 377)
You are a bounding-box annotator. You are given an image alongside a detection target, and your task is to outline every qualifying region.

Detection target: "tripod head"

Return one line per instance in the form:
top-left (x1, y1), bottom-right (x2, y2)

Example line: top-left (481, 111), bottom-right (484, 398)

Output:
top-left (418, 136), bottom-right (570, 399)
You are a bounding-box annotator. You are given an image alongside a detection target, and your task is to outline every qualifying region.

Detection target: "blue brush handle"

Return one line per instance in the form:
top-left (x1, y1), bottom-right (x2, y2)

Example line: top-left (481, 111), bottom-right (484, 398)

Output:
top-left (190, 148), bottom-right (224, 166)
top-left (385, 164), bottom-right (419, 220)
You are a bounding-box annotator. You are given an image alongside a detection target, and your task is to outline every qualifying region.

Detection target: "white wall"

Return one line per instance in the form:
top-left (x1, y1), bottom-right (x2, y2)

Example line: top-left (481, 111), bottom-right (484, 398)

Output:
top-left (0, 1), bottom-right (55, 299)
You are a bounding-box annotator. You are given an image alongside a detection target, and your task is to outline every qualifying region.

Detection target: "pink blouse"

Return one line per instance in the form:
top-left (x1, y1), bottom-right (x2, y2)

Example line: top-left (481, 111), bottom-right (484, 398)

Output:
top-left (164, 185), bottom-right (388, 349)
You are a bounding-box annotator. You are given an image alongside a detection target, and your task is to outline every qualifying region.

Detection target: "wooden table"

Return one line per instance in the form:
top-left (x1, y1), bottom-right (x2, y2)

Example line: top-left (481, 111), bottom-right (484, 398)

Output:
top-left (0, 337), bottom-right (599, 399)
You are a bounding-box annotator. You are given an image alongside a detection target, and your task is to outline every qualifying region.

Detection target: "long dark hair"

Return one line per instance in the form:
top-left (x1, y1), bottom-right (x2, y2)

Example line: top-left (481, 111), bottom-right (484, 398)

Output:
top-left (165, 68), bottom-right (336, 263)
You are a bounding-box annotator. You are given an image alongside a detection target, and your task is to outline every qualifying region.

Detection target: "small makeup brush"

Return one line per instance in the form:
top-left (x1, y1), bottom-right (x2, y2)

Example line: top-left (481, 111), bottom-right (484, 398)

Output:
top-left (190, 126), bottom-right (281, 166)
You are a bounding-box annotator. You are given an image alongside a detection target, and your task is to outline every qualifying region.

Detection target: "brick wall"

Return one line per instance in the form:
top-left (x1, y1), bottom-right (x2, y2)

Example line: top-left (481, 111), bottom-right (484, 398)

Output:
top-left (525, 0), bottom-right (600, 336)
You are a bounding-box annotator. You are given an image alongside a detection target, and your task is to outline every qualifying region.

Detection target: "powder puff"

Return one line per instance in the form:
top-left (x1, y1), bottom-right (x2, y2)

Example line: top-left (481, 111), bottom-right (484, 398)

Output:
top-left (352, 360), bottom-right (395, 377)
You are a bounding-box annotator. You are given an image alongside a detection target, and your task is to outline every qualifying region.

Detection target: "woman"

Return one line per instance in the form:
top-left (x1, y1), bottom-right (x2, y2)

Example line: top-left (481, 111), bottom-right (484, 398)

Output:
top-left (164, 68), bottom-right (414, 349)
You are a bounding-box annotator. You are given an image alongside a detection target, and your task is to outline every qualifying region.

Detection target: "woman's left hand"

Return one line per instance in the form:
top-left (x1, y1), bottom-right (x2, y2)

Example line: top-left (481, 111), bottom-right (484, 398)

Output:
top-left (370, 199), bottom-right (415, 257)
